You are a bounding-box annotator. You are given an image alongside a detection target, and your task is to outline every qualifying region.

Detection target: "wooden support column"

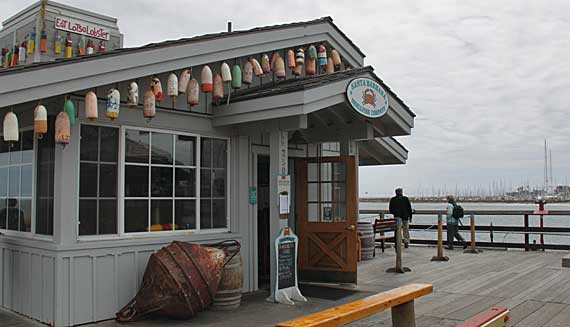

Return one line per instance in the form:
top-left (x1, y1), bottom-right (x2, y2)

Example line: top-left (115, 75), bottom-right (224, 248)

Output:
top-left (464, 213), bottom-right (482, 254)
top-left (431, 214), bottom-right (449, 261)
top-left (387, 218), bottom-right (411, 273)
top-left (391, 300), bottom-right (416, 327)
top-left (269, 129), bottom-right (288, 297)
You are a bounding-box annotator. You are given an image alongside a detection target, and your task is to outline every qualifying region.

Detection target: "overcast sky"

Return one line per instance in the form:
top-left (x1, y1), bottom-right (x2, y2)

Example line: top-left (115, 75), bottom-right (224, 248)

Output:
top-left (2, 1), bottom-right (569, 197)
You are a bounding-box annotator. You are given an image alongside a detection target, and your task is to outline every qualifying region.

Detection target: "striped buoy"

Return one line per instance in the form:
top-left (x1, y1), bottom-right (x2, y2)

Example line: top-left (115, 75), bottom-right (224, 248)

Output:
top-left (86, 39), bottom-right (94, 55)
top-left (34, 105), bottom-right (48, 135)
top-left (250, 58), bottom-right (263, 77)
top-left (231, 65), bottom-right (242, 89)
top-left (105, 89), bottom-right (120, 120)
top-left (128, 82), bottom-right (139, 108)
top-left (221, 62), bottom-right (232, 83)
top-left (85, 91), bottom-right (98, 120)
top-left (213, 74), bottom-right (224, 100)
top-left (151, 77), bottom-right (163, 101)
top-left (306, 58), bottom-right (316, 76)
top-left (187, 78), bottom-right (200, 106)
top-left (3, 112), bottom-right (19, 142)
top-left (201, 65), bottom-right (213, 93)
top-left (243, 61), bottom-right (253, 84)
top-left (64, 99), bottom-right (76, 126)
top-left (27, 31), bottom-right (35, 55)
top-left (54, 32), bottom-right (62, 55)
top-left (167, 73), bottom-right (178, 98)
top-left (317, 44), bottom-right (327, 66)
top-left (295, 48), bottom-right (305, 65)
top-left (178, 69), bottom-right (191, 94)
top-left (55, 111), bottom-right (70, 145)
top-left (143, 90), bottom-right (156, 119)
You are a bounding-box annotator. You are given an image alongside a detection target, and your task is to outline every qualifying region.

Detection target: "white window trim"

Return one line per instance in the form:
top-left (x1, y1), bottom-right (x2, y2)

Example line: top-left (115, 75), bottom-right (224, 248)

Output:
top-left (77, 123), bottom-right (230, 240)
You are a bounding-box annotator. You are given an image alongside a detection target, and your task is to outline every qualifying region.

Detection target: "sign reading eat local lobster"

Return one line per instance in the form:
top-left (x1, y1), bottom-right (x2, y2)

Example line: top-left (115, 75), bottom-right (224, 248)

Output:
top-left (54, 16), bottom-right (111, 40)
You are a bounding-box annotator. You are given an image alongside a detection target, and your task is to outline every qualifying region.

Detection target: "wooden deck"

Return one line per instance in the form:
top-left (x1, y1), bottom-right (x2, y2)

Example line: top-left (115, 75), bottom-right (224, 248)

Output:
top-left (1, 246), bottom-right (570, 326)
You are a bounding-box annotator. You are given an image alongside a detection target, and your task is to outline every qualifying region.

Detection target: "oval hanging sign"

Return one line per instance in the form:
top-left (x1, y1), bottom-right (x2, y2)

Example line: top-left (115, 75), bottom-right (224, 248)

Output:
top-left (346, 77), bottom-right (389, 118)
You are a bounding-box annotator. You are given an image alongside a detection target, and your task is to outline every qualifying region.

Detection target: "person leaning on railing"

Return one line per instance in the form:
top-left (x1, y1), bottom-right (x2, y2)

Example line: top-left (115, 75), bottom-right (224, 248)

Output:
top-left (446, 195), bottom-right (466, 250)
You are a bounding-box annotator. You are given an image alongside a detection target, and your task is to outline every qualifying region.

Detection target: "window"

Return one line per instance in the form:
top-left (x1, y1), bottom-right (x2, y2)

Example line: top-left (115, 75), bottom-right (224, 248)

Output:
top-left (79, 125), bottom-right (119, 235)
top-left (307, 162), bottom-right (346, 222)
top-left (35, 117), bottom-right (56, 235)
top-left (200, 138), bottom-right (227, 229)
top-left (0, 130), bottom-right (34, 232)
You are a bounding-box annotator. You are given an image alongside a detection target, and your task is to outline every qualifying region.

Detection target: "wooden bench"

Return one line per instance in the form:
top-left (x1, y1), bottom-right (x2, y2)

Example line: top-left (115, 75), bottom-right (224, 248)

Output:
top-left (456, 306), bottom-right (509, 327)
top-left (374, 218), bottom-right (397, 254)
top-left (276, 284), bottom-right (433, 327)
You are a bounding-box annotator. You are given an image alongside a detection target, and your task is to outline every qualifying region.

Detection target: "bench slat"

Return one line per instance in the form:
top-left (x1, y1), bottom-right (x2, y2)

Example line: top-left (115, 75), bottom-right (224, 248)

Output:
top-left (276, 284), bottom-right (433, 327)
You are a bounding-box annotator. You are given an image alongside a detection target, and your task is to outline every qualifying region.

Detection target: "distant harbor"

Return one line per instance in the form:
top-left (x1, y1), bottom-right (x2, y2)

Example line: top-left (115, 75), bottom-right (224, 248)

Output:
top-left (360, 196), bottom-right (570, 203)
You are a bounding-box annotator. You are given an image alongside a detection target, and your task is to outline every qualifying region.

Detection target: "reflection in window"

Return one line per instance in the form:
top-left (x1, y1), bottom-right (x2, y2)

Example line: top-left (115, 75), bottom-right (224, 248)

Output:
top-left (306, 161), bottom-right (346, 223)
top-left (36, 117), bottom-right (55, 235)
top-left (0, 130), bottom-right (34, 232)
top-left (200, 138), bottom-right (227, 229)
top-left (78, 125), bottom-right (119, 235)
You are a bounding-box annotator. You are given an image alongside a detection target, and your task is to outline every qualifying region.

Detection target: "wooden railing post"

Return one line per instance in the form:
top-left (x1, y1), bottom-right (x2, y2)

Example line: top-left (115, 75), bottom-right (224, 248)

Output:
top-left (464, 214), bottom-right (481, 253)
top-left (387, 218), bottom-right (411, 273)
top-left (392, 300), bottom-right (416, 327)
top-left (431, 214), bottom-right (449, 262)
top-left (524, 214), bottom-right (529, 251)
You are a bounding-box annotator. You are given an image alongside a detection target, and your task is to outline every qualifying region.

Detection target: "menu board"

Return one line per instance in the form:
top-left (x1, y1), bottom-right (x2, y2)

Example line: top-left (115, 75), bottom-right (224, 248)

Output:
top-left (277, 242), bottom-right (296, 290)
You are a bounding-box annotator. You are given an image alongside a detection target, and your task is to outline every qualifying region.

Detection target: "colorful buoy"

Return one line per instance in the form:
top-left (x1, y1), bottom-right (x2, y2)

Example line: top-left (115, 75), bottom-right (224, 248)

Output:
top-left (143, 90), bottom-right (156, 119)
top-left (3, 112), bottom-right (19, 142)
top-left (55, 112), bottom-right (70, 145)
top-left (34, 105), bottom-right (48, 135)
top-left (287, 49), bottom-right (296, 69)
top-left (85, 91), bottom-right (98, 120)
top-left (128, 81), bottom-right (139, 108)
top-left (98, 41), bottom-right (106, 52)
top-left (86, 39), bottom-right (94, 55)
top-left (261, 54), bottom-right (271, 74)
top-left (221, 62), bottom-right (232, 83)
top-left (317, 45), bottom-right (327, 66)
top-left (105, 88), bottom-right (120, 120)
top-left (187, 78), bottom-right (200, 106)
top-left (178, 69), bottom-right (191, 94)
top-left (11, 45), bottom-right (18, 66)
top-left (306, 58), bottom-right (316, 76)
top-left (27, 31), bottom-right (35, 55)
top-left (64, 98), bottom-right (76, 126)
top-left (201, 65), bottom-right (213, 93)
top-left (213, 74), bottom-right (224, 100)
top-left (151, 77), bottom-right (163, 102)
top-left (296, 48), bottom-right (305, 65)
top-left (167, 73), bottom-right (178, 98)
top-left (275, 56), bottom-right (286, 79)
top-left (331, 49), bottom-right (342, 67)
top-left (250, 58), bottom-right (263, 77)
top-left (243, 61), bottom-right (253, 84)
top-left (18, 41), bottom-right (26, 63)
top-left (326, 57), bottom-right (334, 74)
top-left (77, 37), bottom-right (85, 56)
top-left (231, 65), bottom-right (242, 89)
top-left (40, 31), bottom-right (47, 53)
top-left (308, 45), bottom-right (317, 59)
top-left (54, 32), bottom-right (62, 55)
top-left (64, 34), bottom-right (73, 58)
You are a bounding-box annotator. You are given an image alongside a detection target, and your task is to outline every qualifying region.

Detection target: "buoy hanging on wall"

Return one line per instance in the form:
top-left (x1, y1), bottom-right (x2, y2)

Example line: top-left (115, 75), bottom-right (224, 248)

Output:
top-left (231, 64), bottom-right (242, 89)
top-left (98, 41), bottom-right (105, 52)
top-left (54, 32), bottom-right (62, 55)
top-left (213, 74), bottom-right (224, 100)
top-left (326, 57), bottom-right (334, 74)
top-left (27, 31), bottom-right (35, 55)
top-left (85, 91), bottom-right (98, 120)
top-left (64, 34), bottom-right (73, 58)
top-left (294, 48), bottom-right (305, 76)
top-left (201, 66), bottom-right (213, 92)
top-left (250, 58), bottom-right (263, 77)
top-left (34, 105), bottom-right (48, 135)
top-left (40, 31), bottom-right (47, 53)
top-left (86, 39), bottom-right (94, 55)
top-left (128, 81), bottom-right (139, 108)
top-left (77, 37), bottom-right (85, 56)
top-left (275, 56), bottom-right (286, 79)
top-left (308, 45), bottom-right (317, 60)
top-left (178, 69), bottom-right (191, 95)
top-left (105, 88), bottom-right (120, 120)
top-left (11, 45), bottom-right (18, 66)
top-left (331, 49), bottom-right (342, 67)
top-left (261, 54), bottom-right (271, 74)
top-left (143, 90), bottom-right (156, 120)
top-left (151, 77), bottom-right (163, 102)
top-left (167, 73), bottom-right (178, 98)
top-left (243, 61), bottom-right (253, 85)
top-left (18, 41), bottom-right (26, 63)
top-left (55, 112), bottom-right (70, 145)
top-left (3, 112), bottom-right (19, 142)
top-left (317, 45), bottom-right (327, 66)
top-left (221, 62), bottom-right (232, 83)
top-left (64, 98), bottom-right (76, 126)
top-left (287, 49), bottom-right (296, 69)
top-left (187, 78), bottom-right (200, 106)
top-left (306, 58), bottom-right (316, 76)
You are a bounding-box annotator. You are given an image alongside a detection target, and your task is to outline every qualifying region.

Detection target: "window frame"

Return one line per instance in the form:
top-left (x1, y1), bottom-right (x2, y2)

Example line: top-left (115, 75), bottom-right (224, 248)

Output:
top-left (118, 125), bottom-right (230, 238)
top-left (0, 127), bottom-right (53, 240)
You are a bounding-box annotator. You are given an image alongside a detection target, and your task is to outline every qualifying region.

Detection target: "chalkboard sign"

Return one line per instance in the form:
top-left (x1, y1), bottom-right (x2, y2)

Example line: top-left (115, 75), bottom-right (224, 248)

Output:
top-left (278, 242), bottom-right (295, 289)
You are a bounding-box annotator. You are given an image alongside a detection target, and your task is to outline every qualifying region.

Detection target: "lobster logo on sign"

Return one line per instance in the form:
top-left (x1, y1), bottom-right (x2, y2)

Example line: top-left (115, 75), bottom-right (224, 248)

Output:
top-left (362, 89), bottom-right (376, 107)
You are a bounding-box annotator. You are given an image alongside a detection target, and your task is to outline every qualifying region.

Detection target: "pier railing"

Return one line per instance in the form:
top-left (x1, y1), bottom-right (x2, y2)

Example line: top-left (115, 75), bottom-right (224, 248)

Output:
top-left (359, 209), bottom-right (570, 251)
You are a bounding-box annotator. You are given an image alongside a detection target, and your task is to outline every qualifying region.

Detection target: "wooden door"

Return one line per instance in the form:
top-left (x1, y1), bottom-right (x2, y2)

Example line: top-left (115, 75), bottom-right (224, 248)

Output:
top-left (296, 156), bottom-right (357, 284)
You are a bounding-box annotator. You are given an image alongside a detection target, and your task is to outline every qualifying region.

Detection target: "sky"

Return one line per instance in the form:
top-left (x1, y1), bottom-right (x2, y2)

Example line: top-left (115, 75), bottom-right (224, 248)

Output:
top-left (2, 0), bottom-right (570, 197)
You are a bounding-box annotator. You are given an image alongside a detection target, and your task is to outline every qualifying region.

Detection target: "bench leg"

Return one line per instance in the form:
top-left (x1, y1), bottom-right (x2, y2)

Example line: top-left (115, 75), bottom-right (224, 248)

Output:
top-left (381, 240), bottom-right (385, 252)
top-left (391, 300), bottom-right (416, 327)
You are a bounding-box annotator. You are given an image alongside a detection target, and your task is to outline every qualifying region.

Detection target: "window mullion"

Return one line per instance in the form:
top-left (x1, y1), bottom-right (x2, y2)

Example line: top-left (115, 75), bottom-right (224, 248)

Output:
top-left (148, 132), bottom-right (152, 232)
top-left (172, 134), bottom-right (175, 230)
top-left (196, 136), bottom-right (201, 232)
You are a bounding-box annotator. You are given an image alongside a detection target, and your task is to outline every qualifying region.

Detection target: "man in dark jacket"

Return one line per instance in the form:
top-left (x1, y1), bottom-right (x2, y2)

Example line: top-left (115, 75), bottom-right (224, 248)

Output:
top-left (389, 188), bottom-right (413, 248)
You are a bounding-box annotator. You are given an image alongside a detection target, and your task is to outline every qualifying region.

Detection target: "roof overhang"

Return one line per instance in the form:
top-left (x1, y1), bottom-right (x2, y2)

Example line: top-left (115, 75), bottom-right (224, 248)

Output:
top-left (0, 17), bottom-right (364, 108)
top-left (358, 137), bottom-right (408, 166)
top-left (213, 67), bottom-right (415, 141)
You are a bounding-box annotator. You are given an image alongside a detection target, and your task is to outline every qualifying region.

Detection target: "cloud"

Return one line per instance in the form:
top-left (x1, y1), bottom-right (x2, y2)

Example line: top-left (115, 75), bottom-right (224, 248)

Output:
top-left (1, 0), bottom-right (569, 196)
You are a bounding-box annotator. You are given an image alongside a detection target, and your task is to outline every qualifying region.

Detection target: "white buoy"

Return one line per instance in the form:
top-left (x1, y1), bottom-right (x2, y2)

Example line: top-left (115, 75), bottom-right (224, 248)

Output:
top-left (128, 82), bottom-right (139, 108)
top-left (3, 112), bottom-right (19, 142)
top-left (34, 105), bottom-right (48, 135)
top-left (178, 69), bottom-right (191, 95)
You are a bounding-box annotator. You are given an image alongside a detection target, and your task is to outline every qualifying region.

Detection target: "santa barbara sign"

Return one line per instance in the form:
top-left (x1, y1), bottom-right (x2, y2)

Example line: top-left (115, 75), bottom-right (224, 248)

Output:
top-left (346, 78), bottom-right (389, 118)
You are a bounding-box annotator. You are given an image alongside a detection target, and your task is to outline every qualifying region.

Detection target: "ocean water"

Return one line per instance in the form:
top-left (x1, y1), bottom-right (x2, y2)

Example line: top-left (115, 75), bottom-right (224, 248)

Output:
top-left (359, 202), bottom-right (570, 246)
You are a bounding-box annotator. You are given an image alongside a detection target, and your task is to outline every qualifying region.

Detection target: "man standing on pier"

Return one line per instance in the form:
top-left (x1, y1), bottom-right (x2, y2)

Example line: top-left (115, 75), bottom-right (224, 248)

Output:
top-left (446, 195), bottom-right (466, 250)
top-left (389, 188), bottom-right (413, 248)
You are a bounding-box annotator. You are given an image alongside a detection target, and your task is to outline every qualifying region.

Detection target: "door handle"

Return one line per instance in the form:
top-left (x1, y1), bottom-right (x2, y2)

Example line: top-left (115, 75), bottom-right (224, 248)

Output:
top-left (346, 225), bottom-right (355, 231)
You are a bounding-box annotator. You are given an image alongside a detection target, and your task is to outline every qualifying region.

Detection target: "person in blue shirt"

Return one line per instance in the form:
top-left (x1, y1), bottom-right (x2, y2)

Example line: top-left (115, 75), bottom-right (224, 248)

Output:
top-left (446, 195), bottom-right (466, 250)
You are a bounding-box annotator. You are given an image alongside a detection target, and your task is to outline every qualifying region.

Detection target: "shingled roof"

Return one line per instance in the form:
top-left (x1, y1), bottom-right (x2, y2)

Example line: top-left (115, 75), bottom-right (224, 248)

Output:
top-left (0, 16), bottom-right (364, 76)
